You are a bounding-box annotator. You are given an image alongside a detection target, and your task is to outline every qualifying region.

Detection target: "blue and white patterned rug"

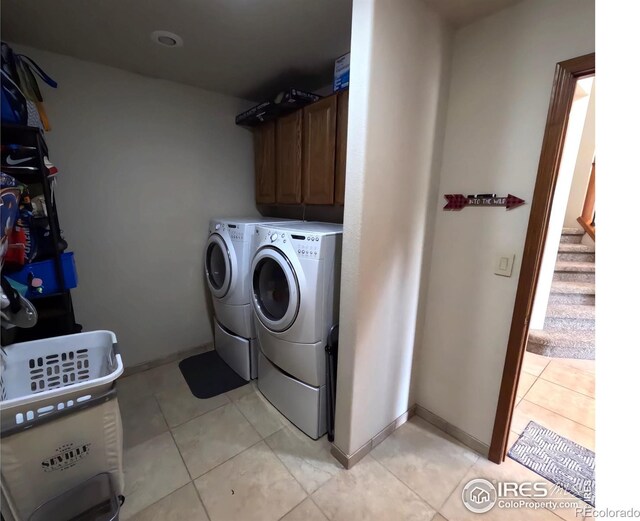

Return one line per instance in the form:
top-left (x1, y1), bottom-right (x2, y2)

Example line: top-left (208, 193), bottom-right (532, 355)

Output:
top-left (508, 421), bottom-right (595, 506)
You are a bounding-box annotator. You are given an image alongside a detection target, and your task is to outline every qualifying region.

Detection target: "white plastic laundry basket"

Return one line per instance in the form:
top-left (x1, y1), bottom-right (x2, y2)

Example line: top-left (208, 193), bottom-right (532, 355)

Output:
top-left (0, 331), bottom-right (125, 521)
top-left (0, 330), bottom-right (123, 433)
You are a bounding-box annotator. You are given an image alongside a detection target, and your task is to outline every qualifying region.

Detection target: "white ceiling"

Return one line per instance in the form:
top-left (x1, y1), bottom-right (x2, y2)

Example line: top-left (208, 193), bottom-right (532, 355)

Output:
top-left (1, 0), bottom-right (521, 102)
top-left (1, 0), bottom-right (353, 101)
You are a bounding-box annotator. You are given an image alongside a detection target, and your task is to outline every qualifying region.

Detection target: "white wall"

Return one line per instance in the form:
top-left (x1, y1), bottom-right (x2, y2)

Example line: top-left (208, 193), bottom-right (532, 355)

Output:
top-left (334, 0), bottom-right (451, 456)
top-left (416, 0), bottom-right (595, 445)
top-left (564, 83), bottom-right (596, 228)
top-left (531, 80), bottom-right (593, 330)
top-left (11, 45), bottom-right (257, 367)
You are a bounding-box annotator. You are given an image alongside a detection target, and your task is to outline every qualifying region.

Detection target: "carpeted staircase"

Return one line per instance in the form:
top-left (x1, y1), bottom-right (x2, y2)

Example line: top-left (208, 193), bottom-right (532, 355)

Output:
top-left (527, 228), bottom-right (595, 359)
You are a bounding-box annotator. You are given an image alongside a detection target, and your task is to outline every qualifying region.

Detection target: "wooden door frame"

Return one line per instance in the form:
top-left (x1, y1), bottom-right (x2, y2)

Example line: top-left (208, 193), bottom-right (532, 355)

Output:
top-left (488, 53), bottom-right (595, 464)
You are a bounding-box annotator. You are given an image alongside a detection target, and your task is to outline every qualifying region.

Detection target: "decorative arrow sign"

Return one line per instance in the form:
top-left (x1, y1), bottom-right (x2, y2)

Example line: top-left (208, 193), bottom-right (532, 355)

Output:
top-left (443, 193), bottom-right (525, 211)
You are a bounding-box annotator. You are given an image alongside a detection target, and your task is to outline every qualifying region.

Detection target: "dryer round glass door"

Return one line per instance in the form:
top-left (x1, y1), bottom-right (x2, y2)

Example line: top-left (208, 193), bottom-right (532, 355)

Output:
top-left (252, 247), bottom-right (299, 332)
top-left (206, 234), bottom-right (232, 298)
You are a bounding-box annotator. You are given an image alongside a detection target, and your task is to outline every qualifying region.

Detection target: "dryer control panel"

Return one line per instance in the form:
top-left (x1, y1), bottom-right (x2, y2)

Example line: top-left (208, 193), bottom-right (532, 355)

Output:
top-left (211, 222), bottom-right (244, 241)
top-left (294, 235), bottom-right (320, 259)
top-left (228, 228), bottom-right (244, 241)
top-left (255, 228), bottom-right (286, 246)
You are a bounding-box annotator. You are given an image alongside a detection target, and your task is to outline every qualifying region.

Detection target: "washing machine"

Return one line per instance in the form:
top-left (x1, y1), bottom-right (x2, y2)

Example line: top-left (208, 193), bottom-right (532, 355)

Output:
top-left (205, 217), bottom-right (299, 380)
top-left (250, 221), bottom-right (343, 438)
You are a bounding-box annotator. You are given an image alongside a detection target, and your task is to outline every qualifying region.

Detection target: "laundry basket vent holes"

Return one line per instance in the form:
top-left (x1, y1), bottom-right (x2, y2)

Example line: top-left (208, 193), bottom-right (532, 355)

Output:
top-left (29, 349), bottom-right (91, 393)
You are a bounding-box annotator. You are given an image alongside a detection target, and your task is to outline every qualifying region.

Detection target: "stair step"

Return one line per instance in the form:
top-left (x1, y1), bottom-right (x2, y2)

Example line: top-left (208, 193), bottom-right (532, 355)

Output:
top-left (551, 281), bottom-right (595, 294)
top-left (555, 261), bottom-right (595, 272)
top-left (558, 243), bottom-right (595, 253)
top-left (560, 235), bottom-right (583, 244)
top-left (560, 228), bottom-right (585, 244)
top-left (527, 329), bottom-right (595, 359)
top-left (553, 261), bottom-right (595, 282)
top-left (548, 281), bottom-right (595, 305)
top-left (557, 243), bottom-right (595, 262)
top-left (546, 303), bottom-right (595, 319)
top-left (562, 227), bottom-right (584, 235)
top-left (544, 304), bottom-right (595, 331)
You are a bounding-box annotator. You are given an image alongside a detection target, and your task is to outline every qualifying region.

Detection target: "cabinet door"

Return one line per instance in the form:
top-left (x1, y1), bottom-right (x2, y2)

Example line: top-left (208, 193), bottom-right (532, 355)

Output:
top-left (253, 122), bottom-right (276, 204)
top-left (276, 110), bottom-right (303, 204)
top-left (303, 96), bottom-right (337, 205)
top-left (334, 90), bottom-right (349, 205)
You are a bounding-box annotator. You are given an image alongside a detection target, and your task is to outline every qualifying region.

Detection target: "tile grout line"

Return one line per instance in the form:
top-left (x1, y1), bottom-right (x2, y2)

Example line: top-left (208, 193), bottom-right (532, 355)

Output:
top-left (138, 387), bottom-right (259, 519)
top-left (231, 397), bottom-right (325, 517)
top-left (165, 421), bottom-right (283, 519)
top-left (189, 436), bottom-right (265, 482)
top-left (166, 426), bottom-right (212, 521)
top-left (520, 369), bottom-right (596, 432)
top-left (530, 371), bottom-right (595, 400)
top-left (119, 372), bottom-right (258, 519)
top-left (228, 396), bottom-right (281, 441)
top-left (121, 431), bottom-right (204, 521)
top-left (435, 463), bottom-right (479, 519)
top-left (517, 398), bottom-right (595, 432)
top-left (150, 393), bottom-right (171, 433)
top-left (124, 482), bottom-right (205, 521)
top-left (275, 495), bottom-right (310, 521)
top-left (367, 449), bottom-right (443, 514)
top-left (537, 372), bottom-right (596, 399)
top-left (307, 494), bottom-right (330, 520)
top-left (195, 393), bottom-right (317, 521)
top-left (122, 387), bottom-right (235, 451)
top-left (519, 372), bottom-right (539, 403)
top-left (157, 392), bottom-right (232, 430)
top-left (369, 418), bottom-right (484, 514)
top-left (264, 434), bottom-right (313, 498)
top-left (185, 431), bottom-right (304, 520)
top-left (169, 393), bottom-right (284, 481)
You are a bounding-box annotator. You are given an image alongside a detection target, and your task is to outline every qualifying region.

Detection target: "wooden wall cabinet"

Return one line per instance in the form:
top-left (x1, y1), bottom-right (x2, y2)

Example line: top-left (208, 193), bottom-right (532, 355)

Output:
top-left (252, 90), bottom-right (348, 208)
top-left (303, 96), bottom-right (337, 205)
top-left (275, 110), bottom-right (302, 204)
top-left (253, 121), bottom-right (276, 204)
top-left (334, 90), bottom-right (349, 205)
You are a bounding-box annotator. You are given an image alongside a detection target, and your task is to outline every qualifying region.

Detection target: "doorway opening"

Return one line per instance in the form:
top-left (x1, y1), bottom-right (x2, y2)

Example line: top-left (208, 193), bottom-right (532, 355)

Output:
top-left (510, 76), bottom-right (595, 454)
top-left (489, 53), bottom-right (596, 465)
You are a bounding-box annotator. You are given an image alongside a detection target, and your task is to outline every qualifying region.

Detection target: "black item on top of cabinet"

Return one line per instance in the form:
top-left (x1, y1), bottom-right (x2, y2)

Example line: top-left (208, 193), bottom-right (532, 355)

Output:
top-left (235, 88), bottom-right (322, 127)
top-left (1, 123), bottom-right (81, 344)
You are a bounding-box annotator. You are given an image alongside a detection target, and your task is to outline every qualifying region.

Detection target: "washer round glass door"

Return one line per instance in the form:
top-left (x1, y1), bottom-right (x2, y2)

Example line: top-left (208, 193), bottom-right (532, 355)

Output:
top-left (252, 247), bottom-right (299, 332)
top-left (206, 234), bottom-right (232, 298)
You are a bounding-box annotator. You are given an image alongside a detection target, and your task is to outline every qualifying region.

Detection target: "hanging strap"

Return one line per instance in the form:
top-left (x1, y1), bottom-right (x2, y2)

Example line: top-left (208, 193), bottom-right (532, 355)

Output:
top-left (16, 54), bottom-right (57, 88)
top-left (15, 59), bottom-right (43, 101)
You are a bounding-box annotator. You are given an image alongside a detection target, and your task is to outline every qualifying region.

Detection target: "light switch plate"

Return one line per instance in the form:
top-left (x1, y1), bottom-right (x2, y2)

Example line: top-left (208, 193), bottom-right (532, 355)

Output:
top-left (495, 254), bottom-right (515, 277)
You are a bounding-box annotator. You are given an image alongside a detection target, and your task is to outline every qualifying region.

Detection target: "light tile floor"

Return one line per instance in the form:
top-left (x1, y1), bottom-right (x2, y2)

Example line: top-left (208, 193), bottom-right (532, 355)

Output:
top-left (118, 359), bottom-right (591, 521)
top-left (512, 352), bottom-right (595, 452)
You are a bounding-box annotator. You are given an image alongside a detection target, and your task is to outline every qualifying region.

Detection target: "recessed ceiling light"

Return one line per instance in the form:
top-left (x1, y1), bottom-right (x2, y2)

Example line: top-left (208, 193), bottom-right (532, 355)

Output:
top-left (151, 30), bottom-right (183, 48)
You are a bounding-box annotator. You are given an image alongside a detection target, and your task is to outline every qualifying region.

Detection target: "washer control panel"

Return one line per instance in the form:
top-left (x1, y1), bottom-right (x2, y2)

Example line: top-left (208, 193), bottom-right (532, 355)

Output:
top-left (254, 227), bottom-right (322, 260)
